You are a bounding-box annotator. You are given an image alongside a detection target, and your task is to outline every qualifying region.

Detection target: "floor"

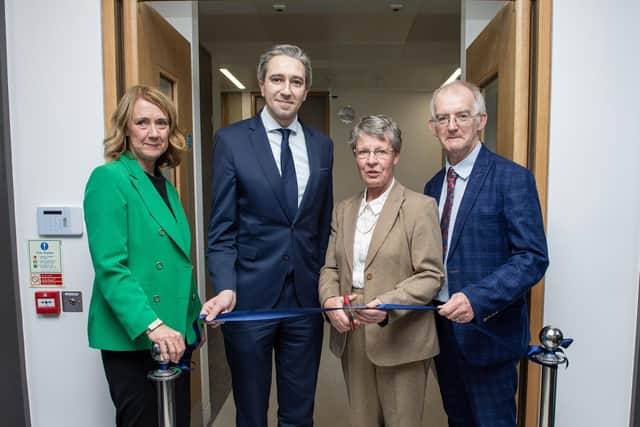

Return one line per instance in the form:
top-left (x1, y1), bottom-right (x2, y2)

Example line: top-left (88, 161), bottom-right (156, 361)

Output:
top-left (210, 323), bottom-right (448, 426)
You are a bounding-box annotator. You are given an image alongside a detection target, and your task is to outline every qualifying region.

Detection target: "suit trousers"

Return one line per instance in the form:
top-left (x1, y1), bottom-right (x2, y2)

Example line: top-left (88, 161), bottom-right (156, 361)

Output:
top-left (222, 275), bottom-right (323, 427)
top-left (341, 291), bottom-right (431, 427)
top-left (101, 349), bottom-right (191, 427)
top-left (434, 315), bottom-right (517, 427)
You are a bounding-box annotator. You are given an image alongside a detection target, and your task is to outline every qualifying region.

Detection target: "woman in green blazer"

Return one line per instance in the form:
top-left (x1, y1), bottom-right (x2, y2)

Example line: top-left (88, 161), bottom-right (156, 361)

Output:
top-left (84, 85), bottom-right (201, 426)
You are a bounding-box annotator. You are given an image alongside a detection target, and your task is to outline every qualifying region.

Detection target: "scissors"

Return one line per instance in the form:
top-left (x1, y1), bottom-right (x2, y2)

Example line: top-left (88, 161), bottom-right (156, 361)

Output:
top-left (343, 293), bottom-right (356, 332)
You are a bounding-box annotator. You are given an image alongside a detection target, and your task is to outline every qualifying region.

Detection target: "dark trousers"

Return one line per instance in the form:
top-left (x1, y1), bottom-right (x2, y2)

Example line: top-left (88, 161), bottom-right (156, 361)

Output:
top-left (434, 315), bottom-right (518, 427)
top-left (222, 277), bottom-right (323, 427)
top-left (101, 349), bottom-right (191, 427)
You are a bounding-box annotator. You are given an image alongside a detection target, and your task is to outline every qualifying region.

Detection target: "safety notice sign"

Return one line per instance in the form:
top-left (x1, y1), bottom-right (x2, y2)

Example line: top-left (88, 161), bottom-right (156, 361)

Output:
top-left (29, 240), bottom-right (63, 287)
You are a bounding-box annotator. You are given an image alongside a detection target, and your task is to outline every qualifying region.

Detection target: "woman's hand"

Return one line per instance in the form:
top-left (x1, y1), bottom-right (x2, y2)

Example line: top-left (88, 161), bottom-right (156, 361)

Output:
top-left (200, 290), bottom-right (237, 327)
top-left (147, 325), bottom-right (186, 363)
top-left (324, 295), bottom-right (356, 333)
top-left (355, 298), bottom-right (387, 325)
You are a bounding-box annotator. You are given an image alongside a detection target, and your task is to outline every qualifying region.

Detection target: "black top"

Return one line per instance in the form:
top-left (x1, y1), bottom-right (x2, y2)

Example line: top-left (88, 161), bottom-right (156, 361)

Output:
top-left (146, 171), bottom-right (175, 218)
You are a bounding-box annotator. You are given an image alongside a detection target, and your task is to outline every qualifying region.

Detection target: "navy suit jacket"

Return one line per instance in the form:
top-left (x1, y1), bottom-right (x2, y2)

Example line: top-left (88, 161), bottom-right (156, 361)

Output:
top-left (424, 145), bottom-right (548, 367)
top-left (207, 115), bottom-right (333, 310)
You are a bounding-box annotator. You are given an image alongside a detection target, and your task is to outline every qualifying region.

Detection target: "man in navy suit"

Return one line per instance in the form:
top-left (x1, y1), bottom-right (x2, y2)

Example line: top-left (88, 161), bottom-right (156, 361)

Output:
top-left (201, 45), bottom-right (333, 426)
top-left (424, 80), bottom-right (548, 427)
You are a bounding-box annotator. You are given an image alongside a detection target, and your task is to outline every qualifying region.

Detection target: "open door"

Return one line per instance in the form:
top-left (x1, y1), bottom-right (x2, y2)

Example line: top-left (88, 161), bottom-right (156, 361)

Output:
top-left (465, 1), bottom-right (552, 426)
top-left (119, 1), bottom-right (202, 424)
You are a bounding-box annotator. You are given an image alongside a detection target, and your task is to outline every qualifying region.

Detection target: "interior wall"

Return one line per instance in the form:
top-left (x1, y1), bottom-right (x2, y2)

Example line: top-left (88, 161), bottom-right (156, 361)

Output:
top-left (148, 1), bottom-right (193, 42)
top-left (460, 0), bottom-right (507, 77)
top-left (546, 1), bottom-right (640, 425)
top-left (5, 0), bottom-right (114, 425)
top-left (329, 90), bottom-right (442, 202)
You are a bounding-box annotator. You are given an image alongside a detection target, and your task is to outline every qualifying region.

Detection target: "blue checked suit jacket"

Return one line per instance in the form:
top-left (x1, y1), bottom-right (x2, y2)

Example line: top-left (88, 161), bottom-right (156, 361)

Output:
top-left (424, 145), bottom-right (548, 367)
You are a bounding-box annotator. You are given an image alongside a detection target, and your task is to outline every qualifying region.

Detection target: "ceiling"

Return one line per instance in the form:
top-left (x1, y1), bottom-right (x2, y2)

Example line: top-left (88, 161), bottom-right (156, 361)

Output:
top-left (156, 0), bottom-right (462, 92)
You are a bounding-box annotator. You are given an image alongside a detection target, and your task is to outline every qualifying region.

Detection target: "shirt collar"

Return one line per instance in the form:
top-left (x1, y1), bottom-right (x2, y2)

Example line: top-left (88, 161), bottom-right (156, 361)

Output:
top-left (260, 108), bottom-right (301, 136)
top-left (359, 178), bottom-right (395, 216)
top-left (446, 142), bottom-right (482, 181)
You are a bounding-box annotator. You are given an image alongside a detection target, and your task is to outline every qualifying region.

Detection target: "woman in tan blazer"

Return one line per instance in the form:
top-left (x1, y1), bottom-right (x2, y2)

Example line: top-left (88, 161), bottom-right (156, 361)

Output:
top-left (319, 115), bottom-right (444, 427)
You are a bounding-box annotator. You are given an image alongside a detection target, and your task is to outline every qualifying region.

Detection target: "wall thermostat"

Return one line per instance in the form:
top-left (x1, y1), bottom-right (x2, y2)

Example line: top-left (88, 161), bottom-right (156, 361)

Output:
top-left (37, 207), bottom-right (83, 237)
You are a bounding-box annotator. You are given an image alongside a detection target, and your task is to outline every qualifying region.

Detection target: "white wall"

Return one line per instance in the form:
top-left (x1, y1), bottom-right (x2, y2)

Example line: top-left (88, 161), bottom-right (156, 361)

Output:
top-left (148, 1), bottom-right (193, 43)
top-left (329, 90), bottom-right (442, 202)
top-left (546, 1), bottom-right (640, 425)
top-left (5, 0), bottom-right (114, 425)
top-left (460, 0), bottom-right (507, 77)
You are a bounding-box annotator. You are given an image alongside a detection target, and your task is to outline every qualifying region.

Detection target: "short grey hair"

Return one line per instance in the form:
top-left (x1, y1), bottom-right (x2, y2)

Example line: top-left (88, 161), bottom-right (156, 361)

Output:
top-left (430, 80), bottom-right (486, 119)
top-left (257, 44), bottom-right (312, 88)
top-left (349, 115), bottom-right (402, 152)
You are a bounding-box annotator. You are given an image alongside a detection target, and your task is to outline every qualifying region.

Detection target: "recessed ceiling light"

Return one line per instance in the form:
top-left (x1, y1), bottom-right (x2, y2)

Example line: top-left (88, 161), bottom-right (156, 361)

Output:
top-left (273, 4), bottom-right (286, 12)
top-left (389, 3), bottom-right (404, 12)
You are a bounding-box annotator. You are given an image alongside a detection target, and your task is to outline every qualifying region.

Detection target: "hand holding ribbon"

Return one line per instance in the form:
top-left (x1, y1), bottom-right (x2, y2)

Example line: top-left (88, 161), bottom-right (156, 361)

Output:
top-left (200, 290), bottom-right (236, 327)
top-left (354, 298), bottom-right (387, 325)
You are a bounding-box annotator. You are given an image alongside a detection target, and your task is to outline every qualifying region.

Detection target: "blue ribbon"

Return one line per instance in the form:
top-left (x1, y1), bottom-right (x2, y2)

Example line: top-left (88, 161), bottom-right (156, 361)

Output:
top-left (199, 304), bottom-right (437, 323)
top-left (170, 318), bottom-right (203, 372)
top-left (527, 338), bottom-right (574, 367)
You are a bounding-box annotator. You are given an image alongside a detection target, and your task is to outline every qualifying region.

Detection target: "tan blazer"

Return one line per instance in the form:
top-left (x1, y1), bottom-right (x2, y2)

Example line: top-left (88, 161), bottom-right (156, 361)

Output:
top-left (319, 181), bottom-right (444, 367)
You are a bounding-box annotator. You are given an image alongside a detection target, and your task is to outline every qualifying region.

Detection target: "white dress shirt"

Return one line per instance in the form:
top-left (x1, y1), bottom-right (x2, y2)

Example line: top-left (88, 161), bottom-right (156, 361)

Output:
top-left (261, 108), bottom-right (310, 208)
top-left (352, 178), bottom-right (395, 289)
top-left (435, 143), bottom-right (482, 302)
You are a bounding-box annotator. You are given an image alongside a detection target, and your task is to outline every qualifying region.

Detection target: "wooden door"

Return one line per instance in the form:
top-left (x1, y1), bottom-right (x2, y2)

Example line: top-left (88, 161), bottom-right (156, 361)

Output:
top-left (465, 1), bottom-right (552, 426)
top-left (121, 2), bottom-right (202, 424)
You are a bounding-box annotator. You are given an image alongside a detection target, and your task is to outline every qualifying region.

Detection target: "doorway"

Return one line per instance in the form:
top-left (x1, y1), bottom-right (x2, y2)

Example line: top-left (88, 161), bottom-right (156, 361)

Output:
top-left (102, 1), bottom-right (552, 425)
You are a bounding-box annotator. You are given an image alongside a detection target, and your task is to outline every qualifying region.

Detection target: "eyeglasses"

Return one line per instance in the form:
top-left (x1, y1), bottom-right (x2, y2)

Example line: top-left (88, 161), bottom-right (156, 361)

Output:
top-left (431, 111), bottom-right (480, 128)
top-left (354, 148), bottom-right (395, 160)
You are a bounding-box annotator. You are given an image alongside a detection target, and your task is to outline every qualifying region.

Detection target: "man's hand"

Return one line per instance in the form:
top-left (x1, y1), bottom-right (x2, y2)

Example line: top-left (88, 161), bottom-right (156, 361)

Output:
top-left (324, 295), bottom-right (356, 333)
top-left (355, 298), bottom-right (387, 325)
top-left (437, 292), bottom-right (475, 323)
top-left (200, 290), bottom-right (237, 327)
top-left (148, 325), bottom-right (186, 363)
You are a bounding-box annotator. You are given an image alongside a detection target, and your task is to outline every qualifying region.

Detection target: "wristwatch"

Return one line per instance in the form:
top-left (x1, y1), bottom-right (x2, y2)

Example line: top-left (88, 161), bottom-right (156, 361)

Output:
top-left (145, 318), bottom-right (164, 335)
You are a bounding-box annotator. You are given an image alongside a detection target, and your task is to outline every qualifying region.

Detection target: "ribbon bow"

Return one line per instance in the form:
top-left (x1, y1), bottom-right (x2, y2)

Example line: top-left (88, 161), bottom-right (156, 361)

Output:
top-left (527, 338), bottom-right (574, 368)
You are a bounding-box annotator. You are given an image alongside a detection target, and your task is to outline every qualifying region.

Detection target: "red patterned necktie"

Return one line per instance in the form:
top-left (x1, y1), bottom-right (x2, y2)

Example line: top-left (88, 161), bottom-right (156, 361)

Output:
top-left (440, 167), bottom-right (458, 257)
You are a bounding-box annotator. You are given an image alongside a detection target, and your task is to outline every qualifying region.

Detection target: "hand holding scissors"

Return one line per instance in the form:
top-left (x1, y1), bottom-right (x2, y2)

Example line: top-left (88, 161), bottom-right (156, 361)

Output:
top-left (323, 293), bottom-right (357, 333)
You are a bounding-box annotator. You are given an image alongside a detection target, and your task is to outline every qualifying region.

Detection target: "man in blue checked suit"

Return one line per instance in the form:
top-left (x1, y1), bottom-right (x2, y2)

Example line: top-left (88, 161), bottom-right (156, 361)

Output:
top-left (424, 80), bottom-right (548, 427)
top-left (201, 45), bottom-right (333, 426)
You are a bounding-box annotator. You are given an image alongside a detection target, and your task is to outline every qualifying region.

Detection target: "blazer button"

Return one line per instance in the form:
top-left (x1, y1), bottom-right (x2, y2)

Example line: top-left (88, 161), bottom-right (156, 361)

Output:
top-left (156, 261), bottom-right (164, 270)
top-left (191, 293), bottom-right (196, 301)
top-left (158, 228), bottom-right (166, 236)
top-left (366, 273), bottom-right (372, 280)
top-left (283, 255), bottom-right (289, 261)
top-left (153, 295), bottom-right (161, 303)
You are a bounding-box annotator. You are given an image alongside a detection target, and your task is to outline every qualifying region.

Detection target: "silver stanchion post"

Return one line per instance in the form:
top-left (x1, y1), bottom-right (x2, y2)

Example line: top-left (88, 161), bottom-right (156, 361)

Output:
top-left (148, 344), bottom-right (182, 427)
top-left (529, 326), bottom-right (572, 427)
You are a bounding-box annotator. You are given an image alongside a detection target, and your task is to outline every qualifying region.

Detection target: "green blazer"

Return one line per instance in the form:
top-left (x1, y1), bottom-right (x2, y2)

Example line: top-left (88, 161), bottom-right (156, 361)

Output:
top-left (84, 153), bottom-right (201, 351)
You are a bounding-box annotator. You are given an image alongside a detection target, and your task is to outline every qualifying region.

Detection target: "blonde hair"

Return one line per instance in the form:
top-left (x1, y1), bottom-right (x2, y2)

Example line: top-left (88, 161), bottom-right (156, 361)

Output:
top-left (103, 85), bottom-right (186, 168)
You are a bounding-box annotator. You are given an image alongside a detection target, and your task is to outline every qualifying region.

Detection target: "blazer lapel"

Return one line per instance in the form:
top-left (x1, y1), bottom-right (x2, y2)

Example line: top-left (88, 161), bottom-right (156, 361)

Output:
top-left (121, 155), bottom-right (190, 259)
top-left (365, 182), bottom-right (403, 269)
top-left (248, 116), bottom-right (293, 222)
top-left (296, 123), bottom-right (317, 221)
top-left (426, 169), bottom-right (445, 201)
top-left (342, 193), bottom-right (362, 271)
top-left (448, 145), bottom-right (492, 257)
top-left (166, 184), bottom-right (191, 258)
